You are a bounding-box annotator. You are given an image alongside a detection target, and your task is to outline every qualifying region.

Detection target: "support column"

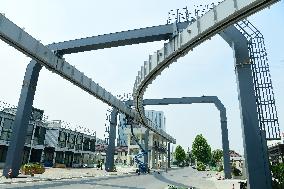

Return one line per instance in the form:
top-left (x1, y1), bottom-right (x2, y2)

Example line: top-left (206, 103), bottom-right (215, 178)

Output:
top-left (220, 117), bottom-right (231, 179)
top-left (214, 100), bottom-right (231, 179)
top-left (220, 26), bottom-right (272, 189)
top-left (144, 129), bottom-right (149, 166)
top-left (161, 151), bottom-right (164, 169)
top-left (105, 109), bottom-right (118, 172)
top-left (167, 142), bottom-right (171, 168)
top-left (53, 151), bottom-right (56, 165)
top-left (40, 149), bottom-right (45, 163)
top-left (3, 61), bottom-right (42, 177)
top-left (63, 151), bottom-right (66, 164)
top-left (152, 150), bottom-right (155, 168)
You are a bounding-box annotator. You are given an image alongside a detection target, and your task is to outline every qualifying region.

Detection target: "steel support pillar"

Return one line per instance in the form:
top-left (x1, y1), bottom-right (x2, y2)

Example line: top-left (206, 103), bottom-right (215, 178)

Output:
top-left (3, 60), bottom-right (42, 177)
top-left (105, 108), bottom-right (118, 172)
top-left (220, 26), bottom-right (272, 189)
top-left (167, 142), bottom-right (171, 168)
top-left (216, 102), bottom-right (231, 179)
top-left (144, 129), bottom-right (149, 166)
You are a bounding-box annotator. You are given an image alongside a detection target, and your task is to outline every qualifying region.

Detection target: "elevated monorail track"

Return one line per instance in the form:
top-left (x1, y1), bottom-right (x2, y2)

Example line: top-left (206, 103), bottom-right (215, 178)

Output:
top-left (133, 0), bottom-right (280, 134)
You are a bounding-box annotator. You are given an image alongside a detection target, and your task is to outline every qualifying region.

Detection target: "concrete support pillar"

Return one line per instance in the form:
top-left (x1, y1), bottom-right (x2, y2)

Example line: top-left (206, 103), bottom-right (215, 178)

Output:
top-left (3, 61), bottom-right (42, 177)
top-left (40, 149), bottom-right (45, 163)
top-left (63, 151), bottom-right (66, 164)
top-left (167, 142), bottom-right (171, 168)
top-left (220, 26), bottom-right (272, 189)
top-left (53, 151), bottom-right (56, 165)
top-left (156, 152), bottom-right (159, 169)
top-left (152, 150), bottom-right (155, 168)
top-left (161, 151), bottom-right (164, 169)
top-left (105, 109), bottom-right (118, 172)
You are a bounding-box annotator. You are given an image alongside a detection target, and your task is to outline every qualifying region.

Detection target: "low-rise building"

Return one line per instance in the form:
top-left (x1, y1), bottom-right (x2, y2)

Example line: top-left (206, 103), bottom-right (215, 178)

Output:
top-left (268, 143), bottom-right (284, 164)
top-left (267, 133), bottom-right (284, 164)
top-left (117, 110), bottom-right (168, 169)
top-left (0, 106), bottom-right (99, 168)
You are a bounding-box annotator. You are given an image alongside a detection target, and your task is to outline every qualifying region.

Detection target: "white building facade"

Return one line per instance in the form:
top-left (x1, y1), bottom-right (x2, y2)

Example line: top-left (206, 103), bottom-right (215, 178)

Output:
top-left (117, 110), bottom-right (168, 169)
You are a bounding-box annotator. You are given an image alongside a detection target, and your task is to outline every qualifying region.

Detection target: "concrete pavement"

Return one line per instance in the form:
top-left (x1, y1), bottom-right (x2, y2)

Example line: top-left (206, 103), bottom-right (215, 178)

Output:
top-left (0, 166), bottom-right (245, 189)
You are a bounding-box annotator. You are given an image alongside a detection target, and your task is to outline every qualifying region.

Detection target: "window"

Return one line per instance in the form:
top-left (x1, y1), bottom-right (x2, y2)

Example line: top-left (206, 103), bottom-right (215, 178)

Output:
top-left (83, 138), bottom-right (90, 151)
top-left (59, 131), bottom-right (66, 142)
top-left (0, 146), bottom-right (7, 162)
top-left (26, 124), bottom-right (34, 135)
top-left (3, 118), bottom-right (13, 130)
top-left (0, 131), bottom-right (11, 141)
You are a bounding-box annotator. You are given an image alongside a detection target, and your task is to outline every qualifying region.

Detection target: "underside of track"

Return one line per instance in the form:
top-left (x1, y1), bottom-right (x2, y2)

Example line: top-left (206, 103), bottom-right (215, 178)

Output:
top-left (132, 0), bottom-right (280, 137)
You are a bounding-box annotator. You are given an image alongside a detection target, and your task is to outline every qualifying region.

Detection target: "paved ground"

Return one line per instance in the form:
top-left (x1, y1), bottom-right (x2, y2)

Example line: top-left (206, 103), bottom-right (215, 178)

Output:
top-left (0, 167), bottom-right (243, 189)
top-left (0, 166), bottom-right (136, 184)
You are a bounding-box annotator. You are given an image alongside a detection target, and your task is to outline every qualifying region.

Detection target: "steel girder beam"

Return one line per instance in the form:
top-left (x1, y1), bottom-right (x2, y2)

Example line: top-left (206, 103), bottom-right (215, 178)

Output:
top-left (47, 22), bottom-right (190, 55)
top-left (220, 26), bottom-right (272, 189)
top-left (126, 96), bottom-right (231, 179)
top-left (0, 14), bottom-right (175, 142)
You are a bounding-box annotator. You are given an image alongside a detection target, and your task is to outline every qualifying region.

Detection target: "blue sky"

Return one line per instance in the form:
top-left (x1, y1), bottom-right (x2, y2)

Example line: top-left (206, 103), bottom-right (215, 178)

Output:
top-left (0, 0), bottom-right (283, 154)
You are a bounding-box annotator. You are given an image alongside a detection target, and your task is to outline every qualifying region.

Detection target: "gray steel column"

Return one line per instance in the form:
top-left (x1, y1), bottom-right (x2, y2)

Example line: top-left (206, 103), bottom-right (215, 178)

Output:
top-left (105, 109), bottom-right (118, 172)
top-left (214, 100), bottom-right (231, 179)
top-left (3, 60), bottom-right (42, 177)
top-left (220, 117), bottom-right (231, 179)
top-left (220, 26), bottom-right (272, 189)
top-left (167, 142), bottom-right (171, 168)
top-left (144, 129), bottom-right (149, 166)
top-left (261, 130), bottom-right (272, 185)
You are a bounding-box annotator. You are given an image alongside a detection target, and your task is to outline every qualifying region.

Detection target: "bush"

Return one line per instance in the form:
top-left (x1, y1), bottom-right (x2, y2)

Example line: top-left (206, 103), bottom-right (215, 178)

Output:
top-left (197, 162), bottom-right (206, 171)
top-left (172, 161), bottom-right (178, 166)
top-left (231, 163), bottom-right (241, 176)
top-left (178, 162), bottom-right (185, 167)
top-left (271, 163), bottom-right (284, 188)
top-left (232, 166), bottom-right (241, 176)
top-left (217, 164), bottom-right (223, 172)
top-left (21, 163), bottom-right (45, 175)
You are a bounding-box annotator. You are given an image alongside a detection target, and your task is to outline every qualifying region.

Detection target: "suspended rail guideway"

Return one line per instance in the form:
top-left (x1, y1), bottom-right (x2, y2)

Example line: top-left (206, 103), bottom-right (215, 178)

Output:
top-left (132, 0), bottom-right (280, 132)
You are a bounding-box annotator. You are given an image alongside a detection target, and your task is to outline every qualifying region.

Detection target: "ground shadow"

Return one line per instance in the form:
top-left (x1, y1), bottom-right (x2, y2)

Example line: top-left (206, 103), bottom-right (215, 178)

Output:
top-left (2, 174), bottom-right (144, 189)
top-left (153, 172), bottom-right (193, 188)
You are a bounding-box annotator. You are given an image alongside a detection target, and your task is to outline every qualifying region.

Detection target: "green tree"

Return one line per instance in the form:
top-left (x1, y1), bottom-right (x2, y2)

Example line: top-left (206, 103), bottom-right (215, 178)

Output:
top-left (211, 149), bottom-right (223, 166)
top-left (192, 134), bottom-right (212, 165)
top-left (174, 145), bottom-right (186, 166)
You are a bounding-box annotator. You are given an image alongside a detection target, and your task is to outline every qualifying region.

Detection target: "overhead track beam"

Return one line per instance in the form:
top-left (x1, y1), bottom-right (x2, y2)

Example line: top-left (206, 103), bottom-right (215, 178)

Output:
top-left (48, 22), bottom-right (190, 55)
top-left (0, 13), bottom-right (175, 142)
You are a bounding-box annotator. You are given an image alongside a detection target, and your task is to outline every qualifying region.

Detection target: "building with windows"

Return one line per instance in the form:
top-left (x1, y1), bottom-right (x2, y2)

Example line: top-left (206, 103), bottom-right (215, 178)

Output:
top-left (117, 110), bottom-right (168, 169)
top-left (117, 110), bottom-right (166, 146)
top-left (267, 133), bottom-right (284, 164)
top-left (0, 107), bottom-right (99, 168)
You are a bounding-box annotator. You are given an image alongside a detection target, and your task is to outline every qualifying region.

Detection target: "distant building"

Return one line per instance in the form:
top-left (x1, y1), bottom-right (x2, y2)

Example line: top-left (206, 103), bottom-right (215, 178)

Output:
top-left (229, 150), bottom-right (245, 177)
top-left (117, 110), bottom-right (166, 146)
top-left (268, 144), bottom-right (284, 164)
top-left (117, 110), bottom-right (168, 168)
top-left (266, 132), bottom-right (284, 164)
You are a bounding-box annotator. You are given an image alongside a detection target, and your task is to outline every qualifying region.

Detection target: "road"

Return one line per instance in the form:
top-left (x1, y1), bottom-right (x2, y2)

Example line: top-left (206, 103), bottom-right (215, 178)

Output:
top-left (0, 167), bottom-right (219, 189)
